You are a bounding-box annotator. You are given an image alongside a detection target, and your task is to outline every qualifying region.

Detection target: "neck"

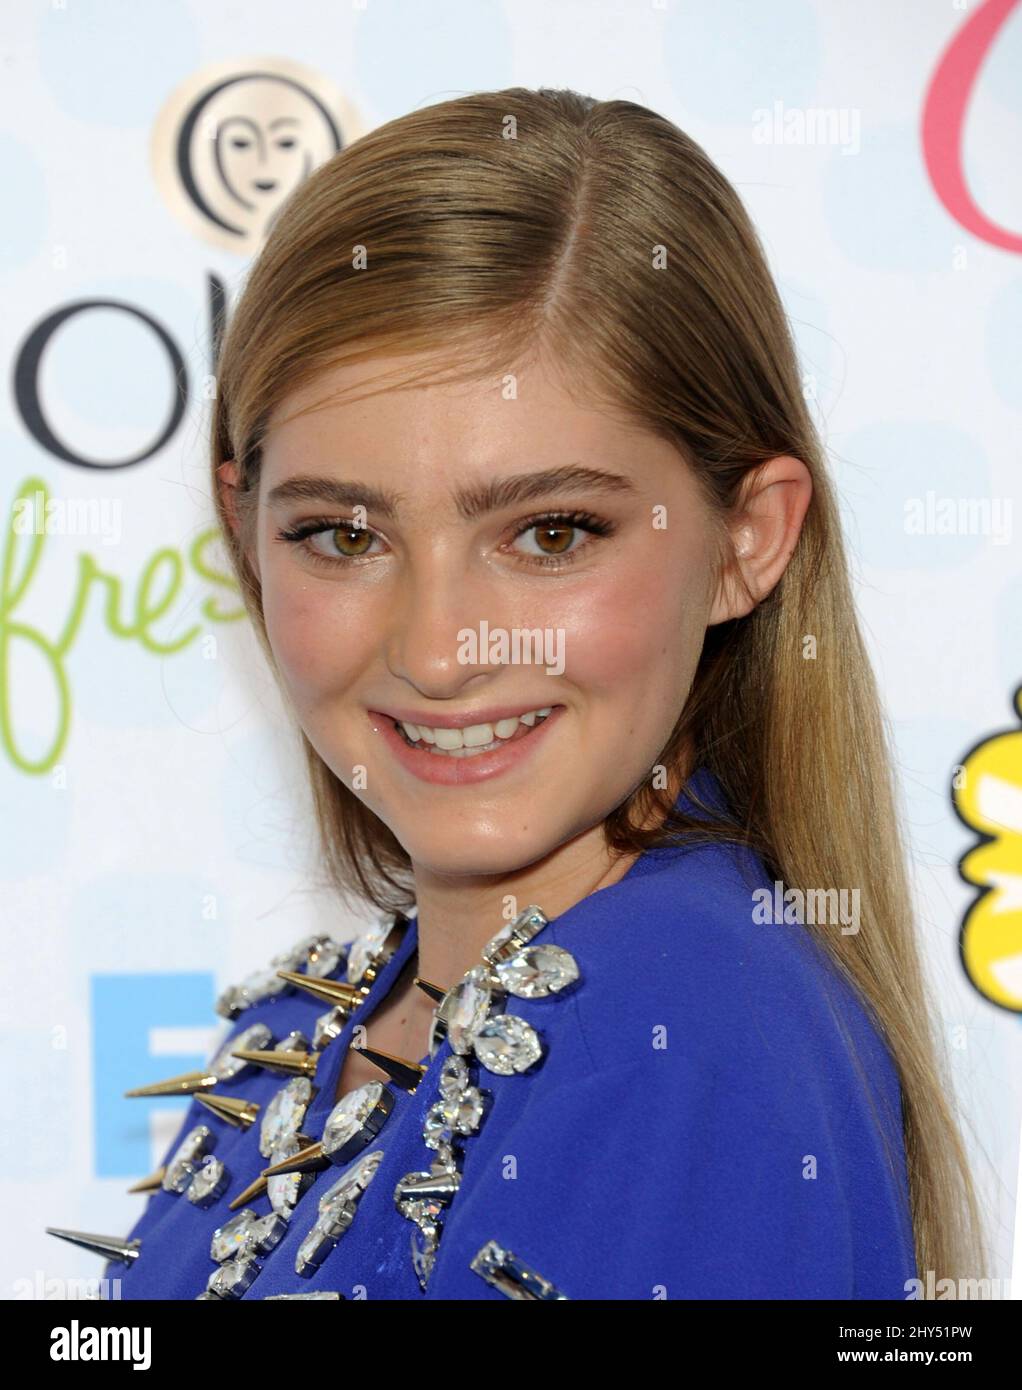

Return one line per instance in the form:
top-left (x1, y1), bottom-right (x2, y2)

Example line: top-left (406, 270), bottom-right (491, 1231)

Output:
top-left (407, 751), bottom-right (695, 990)
top-left (409, 821), bottom-right (640, 992)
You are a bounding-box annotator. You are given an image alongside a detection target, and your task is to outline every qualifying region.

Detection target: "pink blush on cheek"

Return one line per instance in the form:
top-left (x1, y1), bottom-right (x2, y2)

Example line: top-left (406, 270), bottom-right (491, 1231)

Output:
top-left (263, 589), bottom-right (360, 697)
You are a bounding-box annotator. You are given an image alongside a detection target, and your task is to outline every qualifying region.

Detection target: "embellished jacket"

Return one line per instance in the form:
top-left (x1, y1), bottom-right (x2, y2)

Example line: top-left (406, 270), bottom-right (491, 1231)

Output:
top-left (54, 767), bottom-right (918, 1299)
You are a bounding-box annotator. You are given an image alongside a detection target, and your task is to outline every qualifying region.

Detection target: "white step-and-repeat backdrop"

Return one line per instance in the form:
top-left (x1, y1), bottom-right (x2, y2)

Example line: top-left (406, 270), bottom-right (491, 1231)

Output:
top-left (1, 0), bottom-right (1019, 1296)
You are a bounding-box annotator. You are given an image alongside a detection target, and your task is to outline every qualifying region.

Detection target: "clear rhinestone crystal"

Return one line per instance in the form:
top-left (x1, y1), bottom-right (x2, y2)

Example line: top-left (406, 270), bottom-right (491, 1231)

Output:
top-left (448, 1086), bottom-right (484, 1133)
top-left (210, 1208), bottom-right (258, 1263)
top-left (263, 1291), bottom-right (343, 1300)
top-left (272, 938), bottom-right (312, 972)
top-left (470, 1239), bottom-right (569, 1300)
top-left (422, 1102), bottom-right (454, 1151)
top-left (162, 1125), bottom-right (215, 1193)
top-left (313, 1006), bottom-right (348, 1049)
top-left (472, 1014), bottom-right (543, 1075)
top-left (294, 1219), bottom-right (339, 1277)
top-left (438, 1054), bottom-right (470, 1100)
top-left (411, 1223), bottom-right (439, 1290)
top-left (207, 1256), bottom-right (259, 1299)
top-left (186, 1155), bottom-right (228, 1207)
top-left (293, 1149), bottom-right (383, 1280)
top-left (432, 1138), bottom-right (457, 1169)
top-left (248, 1211), bottom-right (288, 1256)
top-left (244, 965), bottom-right (291, 1002)
top-left (259, 1076), bottom-right (313, 1158)
top-left (208, 1022), bottom-right (273, 1080)
top-left (444, 966), bottom-right (493, 1054)
top-left (495, 943), bottom-right (579, 998)
top-left (275, 1030), bottom-right (310, 1054)
top-left (482, 906), bottom-right (548, 965)
top-left (318, 1147), bottom-right (385, 1213)
top-left (322, 1081), bottom-right (385, 1161)
top-left (422, 1087), bottom-right (484, 1150)
top-left (267, 1138), bottom-right (309, 1219)
top-left (346, 918), bottom-right (393, 985)
top-left (304, 935), bottom-right (345, 978)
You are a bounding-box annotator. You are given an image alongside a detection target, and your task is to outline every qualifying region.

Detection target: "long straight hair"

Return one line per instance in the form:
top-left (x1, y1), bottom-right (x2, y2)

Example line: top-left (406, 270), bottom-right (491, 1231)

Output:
top-left (210, 87), bottom-right (986, 1285)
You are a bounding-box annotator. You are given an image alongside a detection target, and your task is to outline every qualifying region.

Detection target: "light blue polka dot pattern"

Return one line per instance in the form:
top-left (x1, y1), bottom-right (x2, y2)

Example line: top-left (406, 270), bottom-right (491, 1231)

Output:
top-left (664, 0), bottom-right (821, 122)
top-left (985, 277), bottom-right (1022, 412)
top-left (354, 0), bottom-right (512, 122)
top-left (994, 574), bottom-right (1022, 696)
top-left (978, 2), bottom-right (1022, 114)
top-left (0, 134), bottom-right (47, 271)
top-left (37, 0), bottom-right (199, 126)
top-left (822, 123), bottom-right (949, 273)
top-left (219, 727), bottom-right (306, 872)
top-left (0, 760), bottom-right (71, 875)
top-left (776, 276), bottom-right (838, 418)
top-left (892, 718), bottom-right (982, 867)
top-left (831, 421), bottom-right (994, 569)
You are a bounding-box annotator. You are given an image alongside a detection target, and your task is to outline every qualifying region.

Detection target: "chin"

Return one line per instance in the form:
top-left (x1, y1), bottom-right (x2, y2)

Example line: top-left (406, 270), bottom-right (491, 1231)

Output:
top-left (395, 825), bottom-right (557, 880)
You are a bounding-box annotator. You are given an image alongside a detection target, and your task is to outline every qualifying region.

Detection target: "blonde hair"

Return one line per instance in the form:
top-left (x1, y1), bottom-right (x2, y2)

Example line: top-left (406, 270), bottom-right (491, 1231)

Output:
top-left (211, 86), bottom-right (987, 1287)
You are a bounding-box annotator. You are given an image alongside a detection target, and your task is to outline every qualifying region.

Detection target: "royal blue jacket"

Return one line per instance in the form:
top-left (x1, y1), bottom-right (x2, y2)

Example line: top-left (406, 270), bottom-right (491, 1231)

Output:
top-left (98, 766), bottom-right (918, 1299)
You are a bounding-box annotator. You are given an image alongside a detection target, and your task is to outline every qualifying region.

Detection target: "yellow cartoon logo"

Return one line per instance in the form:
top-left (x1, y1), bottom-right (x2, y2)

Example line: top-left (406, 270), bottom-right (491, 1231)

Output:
top-left (954, 686), bottom-right (1022, 1012)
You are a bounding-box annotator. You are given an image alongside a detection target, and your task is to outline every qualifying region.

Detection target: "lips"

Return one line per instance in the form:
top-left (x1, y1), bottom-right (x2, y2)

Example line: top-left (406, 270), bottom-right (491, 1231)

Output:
top-left (397, 715), bottom-right (542, 755)
top-left (376, 703), bottom-right (558, 731)
top-left (368, 705), bottom-right (565, 787)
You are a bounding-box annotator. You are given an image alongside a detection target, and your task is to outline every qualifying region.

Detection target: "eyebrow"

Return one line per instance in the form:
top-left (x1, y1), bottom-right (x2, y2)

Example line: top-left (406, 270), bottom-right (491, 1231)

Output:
top-left (264, 464), bottom-right (639, 519)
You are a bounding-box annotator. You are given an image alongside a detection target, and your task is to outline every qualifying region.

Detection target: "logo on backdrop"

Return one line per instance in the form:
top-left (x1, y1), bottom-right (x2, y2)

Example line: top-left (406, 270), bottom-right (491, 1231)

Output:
top-left (150, 56), bottom-right (364, 253)
top-left (922, 0), bottom-right (1022, 254)
top-left (5, 60), bottom-right (367, 775)
top-left (954, 685), bottom-right (1022, 1013)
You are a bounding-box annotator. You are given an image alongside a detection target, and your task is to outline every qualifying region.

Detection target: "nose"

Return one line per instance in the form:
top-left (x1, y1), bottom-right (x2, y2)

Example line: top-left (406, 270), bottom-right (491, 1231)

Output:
top-left (382, 543), bottom-right (504, 699)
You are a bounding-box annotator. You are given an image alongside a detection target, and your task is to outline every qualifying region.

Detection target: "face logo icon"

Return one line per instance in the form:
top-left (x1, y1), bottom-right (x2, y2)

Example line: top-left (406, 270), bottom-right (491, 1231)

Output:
top-left (152, 58), bottom-right (365, 254)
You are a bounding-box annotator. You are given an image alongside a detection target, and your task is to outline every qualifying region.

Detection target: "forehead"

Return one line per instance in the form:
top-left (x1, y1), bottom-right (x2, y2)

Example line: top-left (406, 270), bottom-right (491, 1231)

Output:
top-left (262, 350), bottom-right (664, 481)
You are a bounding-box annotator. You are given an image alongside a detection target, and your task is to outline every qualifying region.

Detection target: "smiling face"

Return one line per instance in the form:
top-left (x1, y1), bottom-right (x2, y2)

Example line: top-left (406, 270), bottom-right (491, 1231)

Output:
top-left (234, 348), bottom-right (730, 880)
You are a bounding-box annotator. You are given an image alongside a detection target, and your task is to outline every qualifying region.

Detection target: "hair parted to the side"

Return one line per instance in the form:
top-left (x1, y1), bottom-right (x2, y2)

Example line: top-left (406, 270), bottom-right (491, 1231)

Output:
top-left (210, 86), bottom-right (986, 1286)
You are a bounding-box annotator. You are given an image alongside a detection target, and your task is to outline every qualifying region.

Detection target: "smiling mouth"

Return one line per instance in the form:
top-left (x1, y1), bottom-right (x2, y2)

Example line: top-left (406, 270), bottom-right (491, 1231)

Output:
top-left (392, 707), bottom-right (556, 757)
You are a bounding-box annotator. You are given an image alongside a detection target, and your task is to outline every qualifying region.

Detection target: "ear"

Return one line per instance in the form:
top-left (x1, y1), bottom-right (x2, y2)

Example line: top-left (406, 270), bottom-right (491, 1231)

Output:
top-left (216, 460), bottom-right (244, 537)
top-left (707, 455), bottom-right (813, 625)
top-left (216, 459), bottom-right (261, 581)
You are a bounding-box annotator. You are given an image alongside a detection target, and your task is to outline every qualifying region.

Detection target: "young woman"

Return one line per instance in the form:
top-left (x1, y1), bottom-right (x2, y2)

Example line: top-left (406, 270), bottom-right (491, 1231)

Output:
top-left (55, 86), bottom-right (984, 1299)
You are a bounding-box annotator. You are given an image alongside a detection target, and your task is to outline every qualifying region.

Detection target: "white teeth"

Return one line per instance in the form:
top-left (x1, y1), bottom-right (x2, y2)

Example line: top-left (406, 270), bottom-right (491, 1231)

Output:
top-left (395, 707), bottom-right (554, 752)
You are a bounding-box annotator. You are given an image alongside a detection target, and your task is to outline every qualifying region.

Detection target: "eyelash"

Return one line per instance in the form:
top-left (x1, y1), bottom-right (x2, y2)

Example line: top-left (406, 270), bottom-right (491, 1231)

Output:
top-left (273, 510), bottom-right (616, 571)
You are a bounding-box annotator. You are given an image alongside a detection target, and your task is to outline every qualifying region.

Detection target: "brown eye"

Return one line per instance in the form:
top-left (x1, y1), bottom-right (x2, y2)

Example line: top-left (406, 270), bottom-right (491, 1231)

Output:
top-left (533, 524), bottom-right (575, 555)
top-left (331, 527), bottom-right (373, 557)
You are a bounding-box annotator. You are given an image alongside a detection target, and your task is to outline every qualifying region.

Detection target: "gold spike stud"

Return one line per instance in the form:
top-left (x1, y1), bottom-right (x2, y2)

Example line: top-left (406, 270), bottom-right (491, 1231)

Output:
top-left (195, 1093), bottom-right (260, 1129)
top-left (228, 1174), bottom-right (268, 1211)
top-left (260, 1140), bottom-right (328, 1178)
top-left (127, 1166), bottom-right (166, 1194)
top-left (123, 1070), bottom-right (218, 1098)
top-left (414, 976), bottom-right (446, 1003)
top-left (46, 1227), bottom-right (141, 1264)
top-left (230, 1047), bottom-right (320, 1078)
top-left (275, 969), bottom-right (366, 1010)
top-left (353, 1044), bottom-right (427, 1093)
